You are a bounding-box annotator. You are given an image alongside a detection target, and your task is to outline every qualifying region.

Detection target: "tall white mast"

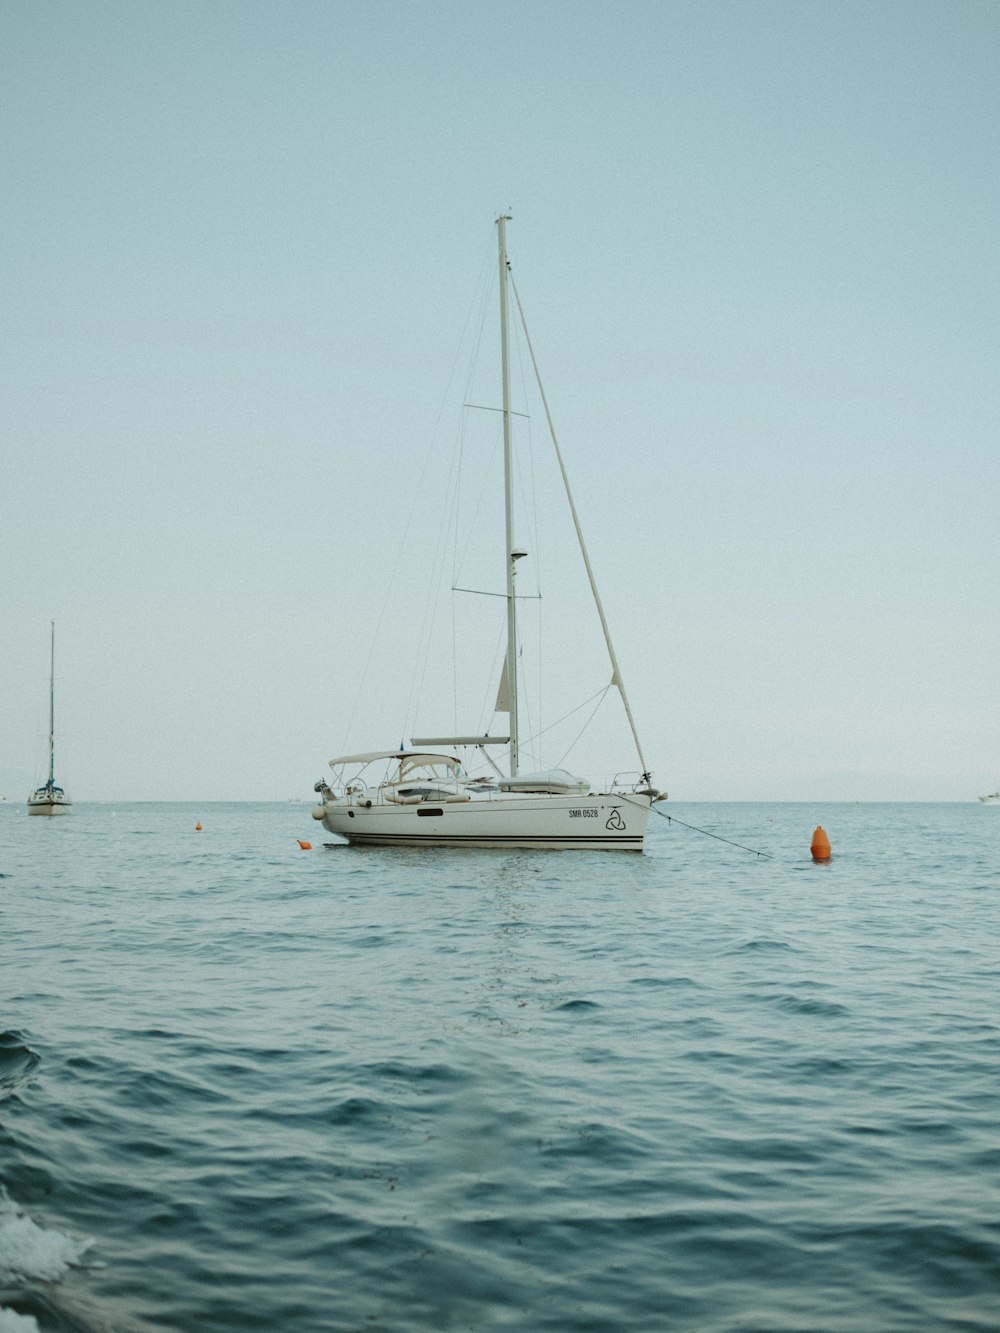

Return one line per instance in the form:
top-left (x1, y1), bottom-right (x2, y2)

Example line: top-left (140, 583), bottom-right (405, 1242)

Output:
top-left (48, 621), bottom-right (56, 788)
top-left (497, 214), bottom-right (520, 777)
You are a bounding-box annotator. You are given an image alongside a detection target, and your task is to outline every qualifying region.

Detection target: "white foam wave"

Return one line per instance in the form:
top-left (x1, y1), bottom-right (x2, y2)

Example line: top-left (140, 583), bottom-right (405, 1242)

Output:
top-left (0, 1196), bottom-right (92, 1282)
top-left (0, 1309), bottom-right (42, 1332)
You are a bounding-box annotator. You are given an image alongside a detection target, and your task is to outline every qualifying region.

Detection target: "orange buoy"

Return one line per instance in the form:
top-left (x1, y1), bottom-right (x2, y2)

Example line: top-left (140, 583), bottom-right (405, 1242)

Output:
top-left (810, 825), bottom-right (831, 861)
top-left (195, 821), bottom-right (202, 831)
top-left (297, 839), bottom-right (312, 850)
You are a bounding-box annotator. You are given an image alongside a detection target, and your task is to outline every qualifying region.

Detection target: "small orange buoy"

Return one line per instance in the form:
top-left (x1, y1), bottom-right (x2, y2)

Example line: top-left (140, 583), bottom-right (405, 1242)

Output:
top-left (297, 839), bottom-right (312, 850)
top-left (195, 821), bottom-right (202, 831)
top-left (810, 825), bottom-right (831, 861)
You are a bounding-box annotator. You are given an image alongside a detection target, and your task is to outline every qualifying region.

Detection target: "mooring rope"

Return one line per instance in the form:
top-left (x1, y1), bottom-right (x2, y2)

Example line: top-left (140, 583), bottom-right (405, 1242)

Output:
top-left (621, 796), bottom-right (776, 859)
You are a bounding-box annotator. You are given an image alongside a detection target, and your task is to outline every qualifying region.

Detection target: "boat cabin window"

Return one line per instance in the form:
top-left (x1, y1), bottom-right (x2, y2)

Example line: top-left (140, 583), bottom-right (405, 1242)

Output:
top-left (395, 755), bottom-right (462, 783)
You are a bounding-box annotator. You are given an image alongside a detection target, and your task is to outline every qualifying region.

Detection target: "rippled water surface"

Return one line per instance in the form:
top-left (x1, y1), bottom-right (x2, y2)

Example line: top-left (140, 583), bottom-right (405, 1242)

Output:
top-left (1, 801), bottom-right (999, 1331)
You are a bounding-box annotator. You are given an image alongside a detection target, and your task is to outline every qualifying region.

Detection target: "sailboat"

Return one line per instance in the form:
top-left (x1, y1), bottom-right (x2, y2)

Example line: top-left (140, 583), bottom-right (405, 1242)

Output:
top-left (27, 621), bottom-right (72, 816)
top-left (311, 217), bottom-right (663, 850)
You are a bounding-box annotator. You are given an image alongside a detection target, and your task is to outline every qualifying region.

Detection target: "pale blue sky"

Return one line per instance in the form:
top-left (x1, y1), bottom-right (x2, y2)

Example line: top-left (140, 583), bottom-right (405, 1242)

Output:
top-left (2, 0), bottom-right (998, 801)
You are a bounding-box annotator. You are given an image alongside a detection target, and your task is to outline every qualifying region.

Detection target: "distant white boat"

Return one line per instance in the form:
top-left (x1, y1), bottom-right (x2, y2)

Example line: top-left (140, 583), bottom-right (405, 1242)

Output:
top-left (27, 622), bottom-right (72, 816)
top-left (978, 791), bottom-right (1000, 805)
top-left (311, 217), bottom-right (663, 850)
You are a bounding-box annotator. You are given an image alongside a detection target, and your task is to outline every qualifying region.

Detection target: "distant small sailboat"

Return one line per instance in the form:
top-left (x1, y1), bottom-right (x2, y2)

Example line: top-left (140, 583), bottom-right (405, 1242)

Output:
top-left (27, 622), bottom-right (72, 816)
top-left (978, 791), bottom-right (1000, 805)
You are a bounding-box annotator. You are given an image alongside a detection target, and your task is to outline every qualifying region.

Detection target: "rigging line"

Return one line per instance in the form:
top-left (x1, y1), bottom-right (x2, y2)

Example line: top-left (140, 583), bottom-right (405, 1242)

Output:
top-left (509, 272), bottom-right (650, 780)
top-left (453, 417), bottom-right (504, 588)
top-left (407, 456), bottom-right (464, 736)
top-left (407, 237), bottom-right (499, 736)
top-left (461, 235), bottom-right (497, 408)
top-left (344, 235), bottom-right (494, 748)
top-left (463, 403), bottom-right (530, 418)
top-left (447, 251), bottom-right (494, 640)
top-left (408, 412), bottom-right (470, 733)
top-left (523, 683), bottom-right (611, 746)
top-left (452, 587), bottom-right (541, 600)
top-left (489, 682), bottom-right (610, 770)
top-left (622, 796), bottom-right (776, 859)
top-left (555, 685), bottom-right (613, 769)
top-left (453, 252), bottom-right (499, 588)
top-left (450, 381), bottom-right (465, 592)
top-left (508, 299), bottom-right (541, 576)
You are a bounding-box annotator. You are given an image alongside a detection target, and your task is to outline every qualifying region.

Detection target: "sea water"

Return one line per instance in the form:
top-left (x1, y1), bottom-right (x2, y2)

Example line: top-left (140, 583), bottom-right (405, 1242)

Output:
top-left (1, 801), bottom-right (998, 1332)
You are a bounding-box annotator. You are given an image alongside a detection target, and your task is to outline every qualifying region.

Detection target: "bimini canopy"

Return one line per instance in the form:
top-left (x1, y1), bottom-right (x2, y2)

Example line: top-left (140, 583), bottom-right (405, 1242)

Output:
top-left (329, 750), bottom-right (461, 768)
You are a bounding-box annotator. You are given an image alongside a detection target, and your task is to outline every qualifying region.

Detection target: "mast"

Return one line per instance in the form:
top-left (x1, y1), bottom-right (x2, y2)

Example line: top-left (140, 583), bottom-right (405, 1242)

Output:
top-left (497, 214), bottom-right (520, 776)
top-left (48, 620), bottom-right (55, 787)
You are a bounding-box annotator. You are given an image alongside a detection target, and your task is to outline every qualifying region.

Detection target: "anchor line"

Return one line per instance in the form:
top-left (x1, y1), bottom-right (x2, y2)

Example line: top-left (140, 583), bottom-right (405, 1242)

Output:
top-left (621, 796), bottom-right (776, 859)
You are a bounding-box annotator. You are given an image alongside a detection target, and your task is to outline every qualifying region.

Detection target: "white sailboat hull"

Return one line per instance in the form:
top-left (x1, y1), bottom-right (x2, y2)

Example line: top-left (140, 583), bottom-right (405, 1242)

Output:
top-left (28, 792), bottom-right (72, 816)
top-left (315, 790), bottom-right (651, 851)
